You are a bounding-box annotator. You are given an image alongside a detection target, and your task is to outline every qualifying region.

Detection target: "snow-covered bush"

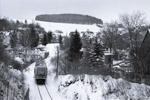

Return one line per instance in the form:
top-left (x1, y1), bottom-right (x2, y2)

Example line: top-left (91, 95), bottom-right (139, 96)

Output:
top-left (58, 74), bottom-right (150, 100)
top-left (0, 61), bottom-right (26, 100)
top-left (15, 57), bottom-right (24, 65)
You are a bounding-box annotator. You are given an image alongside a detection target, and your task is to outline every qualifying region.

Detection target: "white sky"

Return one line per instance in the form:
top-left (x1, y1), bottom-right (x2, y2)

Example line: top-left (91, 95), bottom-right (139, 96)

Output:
top-left (0, 0), bottom-right (150, 23)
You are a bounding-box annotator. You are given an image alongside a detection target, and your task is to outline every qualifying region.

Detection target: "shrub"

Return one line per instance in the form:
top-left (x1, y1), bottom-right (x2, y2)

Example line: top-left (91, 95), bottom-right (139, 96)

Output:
top-left (11, 60), bottom-right (22, 71)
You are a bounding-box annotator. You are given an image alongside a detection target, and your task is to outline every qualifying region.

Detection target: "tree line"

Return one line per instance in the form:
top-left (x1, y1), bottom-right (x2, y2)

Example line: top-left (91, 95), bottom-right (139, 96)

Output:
top-left (35, 14), bottom-right (103, 25)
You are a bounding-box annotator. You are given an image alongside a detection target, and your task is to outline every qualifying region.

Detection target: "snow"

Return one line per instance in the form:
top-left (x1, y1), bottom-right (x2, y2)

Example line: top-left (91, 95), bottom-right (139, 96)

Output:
top-left (23, 43), bottom-right (63, 100)
top-left (0, 67), bottom-right (24, 100)
top-left (104, 52), bottom-right (113, 55)
top-left (57, 75), bottom-right (150, 100)
top-left (14, 57), bottom-right (24, 64)
top-left (113, 60), bottom-right (122, 65)
top-left (36, 44), bottom-right (45, 49)
top-left (23, 43), bottom-right (150, 100)
top-left (14, 19), bottom-right (100, 36)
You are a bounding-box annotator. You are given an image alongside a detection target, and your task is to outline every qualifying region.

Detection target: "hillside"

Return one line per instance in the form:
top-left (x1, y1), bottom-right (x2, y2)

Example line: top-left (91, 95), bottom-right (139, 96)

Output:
top-left (35, 14), bottom-right (103, 25)
top-left (58, 75), bottom-right (150, 100)
top-left (14, 19), bottom-right (100, 33)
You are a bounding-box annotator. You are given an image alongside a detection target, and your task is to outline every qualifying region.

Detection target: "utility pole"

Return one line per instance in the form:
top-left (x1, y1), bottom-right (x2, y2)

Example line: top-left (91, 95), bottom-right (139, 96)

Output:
top-left (56, 47), bottom-right (59, 75)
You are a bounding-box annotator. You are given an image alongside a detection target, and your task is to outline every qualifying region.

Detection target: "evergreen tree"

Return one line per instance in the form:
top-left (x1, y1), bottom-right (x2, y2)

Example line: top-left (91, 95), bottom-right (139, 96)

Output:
top-left (25, 20), bottom-right (27, 24)
top-left (10, 31), bottom-right (17, 48)
top-left (42, 33), bottom-right (48, 45)
top-left (59, 35), bottom-right (62, 44)
top-left (30, 27), bottom-right (39, 48)
top-left (0, 18), bottom-right (10, 31)
top-left (0, 42), bottom-right (9, 64)
top-left (94, 37), bottom-right (103, 57)
top-left (87, 37), bottom-right (104, 67)
top-left (32, 33), bottom-right (39, 47)
top-left (68, 30), bottom-right (82, 61)
top-left (16, 20), bottom-right (20, 24)
top-left (47, 31), bottom-right (52, 43)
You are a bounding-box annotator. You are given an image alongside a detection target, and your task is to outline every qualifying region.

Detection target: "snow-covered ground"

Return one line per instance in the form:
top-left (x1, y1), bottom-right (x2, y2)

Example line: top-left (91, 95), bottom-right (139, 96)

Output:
top-left (0, 67), bottom-right (24, 100)
top-left (58, 75), bottom-right (150, 100)
top-left (23, 43), bottom-right (150, 100)
top-left (14, 19), bottom-right (100, 36)
top-left (23, 43), bottom-right (63, 100)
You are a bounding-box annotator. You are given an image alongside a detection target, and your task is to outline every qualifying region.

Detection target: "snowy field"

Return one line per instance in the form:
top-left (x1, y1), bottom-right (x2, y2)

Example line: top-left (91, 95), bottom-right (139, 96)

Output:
top-left (14, 19), bottom-right (100, 36)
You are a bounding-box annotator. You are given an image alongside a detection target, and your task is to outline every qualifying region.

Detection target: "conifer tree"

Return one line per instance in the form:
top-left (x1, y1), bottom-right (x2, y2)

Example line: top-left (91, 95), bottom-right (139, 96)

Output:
top-left (94, 37), bottom-right (103, 57)
top-left (47, 31), bottom-right (53, 43)
top-left (30, 27), bottom-right (39, 48)
top-left (42, 33), bottom-right (48, 45)
top-left (25, 20), bottom-right (27, 24)
top-left (0, 42), bottom-right (9, 64)
top-left (10, 31), bottom-right (17, 48)
top-left (32, 33), bottom-right (39, 47)
top-left (68, 30), bottom-right (82, 61)
top-left (59, 35), bottom-right (62, 44)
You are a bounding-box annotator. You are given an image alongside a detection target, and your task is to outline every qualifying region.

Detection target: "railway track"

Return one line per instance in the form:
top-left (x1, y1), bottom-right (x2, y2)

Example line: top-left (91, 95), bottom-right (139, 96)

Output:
top-left (37, 84), bottom-right (53, 100)
top-left (45, 85), bottom-right (53, 100)
top-left (37, 85), bottom-right (43, 100)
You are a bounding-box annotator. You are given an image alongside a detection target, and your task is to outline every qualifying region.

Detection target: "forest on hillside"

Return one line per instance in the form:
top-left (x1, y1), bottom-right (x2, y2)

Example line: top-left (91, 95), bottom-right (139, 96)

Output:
top-left (35, 14), bottom-right (103, 25)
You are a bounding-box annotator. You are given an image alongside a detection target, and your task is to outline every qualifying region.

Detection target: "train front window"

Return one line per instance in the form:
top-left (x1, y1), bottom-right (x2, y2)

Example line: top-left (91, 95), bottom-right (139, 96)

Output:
top-left (37, 67), bottom-right (45, 75)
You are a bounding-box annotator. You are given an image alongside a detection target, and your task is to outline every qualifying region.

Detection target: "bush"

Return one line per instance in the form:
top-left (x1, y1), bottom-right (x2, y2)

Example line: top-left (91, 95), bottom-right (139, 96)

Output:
top-left (11, 60), bottom-right (22, 71)
top-left (0, 42), bottom-right (11, 65)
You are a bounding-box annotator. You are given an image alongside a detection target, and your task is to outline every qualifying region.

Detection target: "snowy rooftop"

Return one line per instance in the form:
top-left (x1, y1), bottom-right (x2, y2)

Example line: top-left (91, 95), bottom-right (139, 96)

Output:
top-left (104, 52), bottom-right (113, 55)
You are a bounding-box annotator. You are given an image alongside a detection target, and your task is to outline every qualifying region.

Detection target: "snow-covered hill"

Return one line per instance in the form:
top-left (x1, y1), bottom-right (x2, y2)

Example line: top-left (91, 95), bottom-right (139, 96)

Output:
top-left (14, 19), bottom-right (100, 36)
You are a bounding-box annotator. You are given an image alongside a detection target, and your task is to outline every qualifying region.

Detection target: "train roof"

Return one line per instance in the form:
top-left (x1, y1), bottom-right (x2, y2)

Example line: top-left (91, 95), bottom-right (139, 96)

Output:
top-left (35, 60), bottom-right (46, 67)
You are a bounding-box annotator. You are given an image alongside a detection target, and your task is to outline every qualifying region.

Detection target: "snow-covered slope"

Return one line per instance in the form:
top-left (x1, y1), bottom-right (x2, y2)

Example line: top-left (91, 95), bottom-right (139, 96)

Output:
top-left (58, 75), bottom-right (150, 100)
top-left (14, 19), bottom-right (100, 35)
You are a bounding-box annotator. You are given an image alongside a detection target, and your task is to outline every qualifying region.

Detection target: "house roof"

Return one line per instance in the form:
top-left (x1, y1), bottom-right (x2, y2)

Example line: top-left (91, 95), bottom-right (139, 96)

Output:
top-left (140, 29), bottom-right (150, 48)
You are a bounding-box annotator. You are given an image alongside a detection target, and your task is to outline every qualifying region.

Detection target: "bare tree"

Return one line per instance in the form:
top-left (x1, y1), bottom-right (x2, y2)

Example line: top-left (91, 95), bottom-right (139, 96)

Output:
top-left (20, 30), bottom-right (33, 48)
top-left (102, 21), bottom-right (119, 52)
top-left (20, 27), bottom-right (39, 48)
top-left (120, 11), bottom-right (147, 80)
top-left (120, 11), bottom-right (146, 51)
top-left (20, 28), bottom-right (39, 62)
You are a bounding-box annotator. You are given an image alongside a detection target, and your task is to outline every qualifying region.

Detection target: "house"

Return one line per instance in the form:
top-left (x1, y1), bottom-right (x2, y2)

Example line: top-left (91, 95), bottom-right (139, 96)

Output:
top-left (5, 45), bottom-right (46, 62)
top-left (140, 30), bottom-right (150, 50)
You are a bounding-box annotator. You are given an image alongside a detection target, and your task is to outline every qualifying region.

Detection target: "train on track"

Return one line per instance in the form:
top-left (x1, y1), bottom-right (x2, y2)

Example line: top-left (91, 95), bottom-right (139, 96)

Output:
top-left (34, 60), bottom-right (48, 84)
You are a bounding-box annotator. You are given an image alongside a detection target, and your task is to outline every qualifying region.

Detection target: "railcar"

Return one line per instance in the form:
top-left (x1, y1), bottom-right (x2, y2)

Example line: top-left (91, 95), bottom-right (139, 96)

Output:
top-left (34, 60), bottom-right (47, 84)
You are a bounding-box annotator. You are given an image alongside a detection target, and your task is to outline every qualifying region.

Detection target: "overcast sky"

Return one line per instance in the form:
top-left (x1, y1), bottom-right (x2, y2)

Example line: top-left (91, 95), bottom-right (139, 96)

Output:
top-left (0, 0), bottom-right (150, 23)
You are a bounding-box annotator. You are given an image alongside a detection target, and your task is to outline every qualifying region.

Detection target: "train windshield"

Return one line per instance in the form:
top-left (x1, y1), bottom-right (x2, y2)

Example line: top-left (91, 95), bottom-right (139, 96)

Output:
top-left (37, 67), bottom-right (45, 75)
